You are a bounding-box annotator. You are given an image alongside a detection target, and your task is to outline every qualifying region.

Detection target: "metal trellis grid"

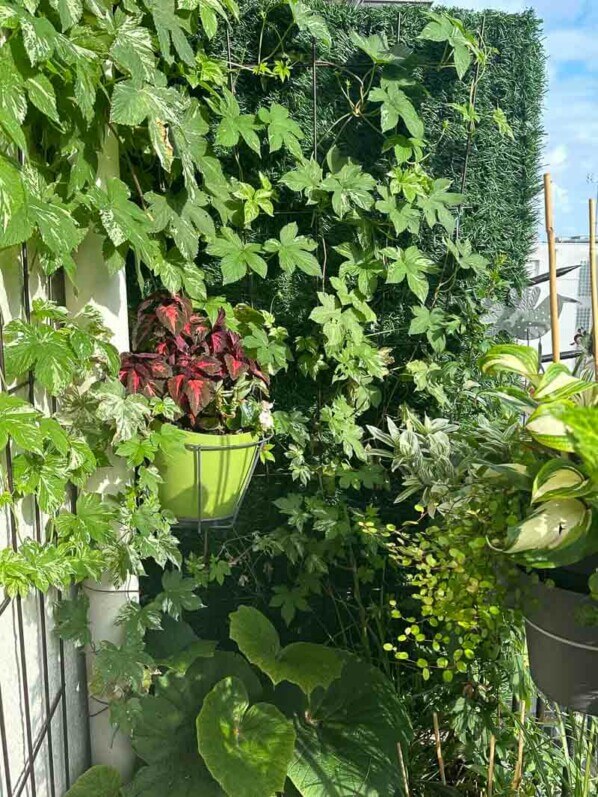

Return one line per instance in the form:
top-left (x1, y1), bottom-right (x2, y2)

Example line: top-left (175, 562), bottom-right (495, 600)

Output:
top-left (0, 246), bottom-right (90, 797)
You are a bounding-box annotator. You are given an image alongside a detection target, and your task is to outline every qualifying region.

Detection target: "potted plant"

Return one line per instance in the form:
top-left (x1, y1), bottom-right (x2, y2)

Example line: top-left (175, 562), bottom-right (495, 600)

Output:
top-left (120, 293), bottom-right (272, 521)
top-left (481, 344), bottom-right (598, 713)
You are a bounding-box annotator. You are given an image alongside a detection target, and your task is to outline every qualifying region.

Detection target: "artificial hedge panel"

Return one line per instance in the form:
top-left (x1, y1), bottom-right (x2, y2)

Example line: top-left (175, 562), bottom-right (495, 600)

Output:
top-left (199, 0), bottom-right (546, 419)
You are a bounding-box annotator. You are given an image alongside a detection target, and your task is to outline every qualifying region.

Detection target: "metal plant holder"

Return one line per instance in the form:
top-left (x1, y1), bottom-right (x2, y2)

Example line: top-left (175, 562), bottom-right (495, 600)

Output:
top-left (178, 436), bottom-right (269, 555)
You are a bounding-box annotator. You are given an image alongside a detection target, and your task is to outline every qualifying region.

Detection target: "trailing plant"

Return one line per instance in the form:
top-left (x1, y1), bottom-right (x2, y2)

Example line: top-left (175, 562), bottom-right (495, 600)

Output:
top-left (0, 299), bottom-right (184, 596)
top-left (120, 291), bottom-right (275, 433)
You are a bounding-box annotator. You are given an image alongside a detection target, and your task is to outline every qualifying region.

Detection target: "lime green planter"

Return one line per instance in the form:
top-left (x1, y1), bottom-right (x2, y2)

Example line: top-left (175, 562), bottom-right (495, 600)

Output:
top-left (156, 430), bottom-right (261, 521)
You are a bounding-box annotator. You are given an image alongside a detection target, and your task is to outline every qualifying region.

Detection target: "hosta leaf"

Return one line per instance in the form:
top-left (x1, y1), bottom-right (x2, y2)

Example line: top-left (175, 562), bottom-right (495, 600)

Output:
top-left (506, 499), bottom-right (591, 557)
top-left (534, 363), bottom-right (595, 403)
top-left (196, 676), bottom-right (295, 797)
top-left (532, 460), bottom-right (590, 504)
top-left (229, 606), bottom-right (342, 695)
top-left (481, 344), bottom-right (540, 382)
top-left (286, 656), bottom-right (412, 797)
top-left (560, 406), bottom-right (598, 481)
top-left (64, 766), bottom-right (121, 797)
top-left (264, 222), bottom-right (320, 277)
top-left (526, 404), bottom-right (574, 452)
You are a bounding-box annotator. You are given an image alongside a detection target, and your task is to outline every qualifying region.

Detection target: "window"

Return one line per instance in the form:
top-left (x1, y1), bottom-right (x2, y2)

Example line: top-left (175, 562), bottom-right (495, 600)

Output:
top-left (576, 306), bottom-right (591, 333)
top-left (578, 260), bottom-right (591, 297)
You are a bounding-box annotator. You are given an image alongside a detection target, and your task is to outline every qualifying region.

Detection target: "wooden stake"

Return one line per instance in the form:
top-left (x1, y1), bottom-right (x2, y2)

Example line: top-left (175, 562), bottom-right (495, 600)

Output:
top-left (397, 742), bottom-right (410, 797)
top-left (544, 173), bottom-right (560, 362)
top-left (433, 712), bottom-right (447, 785)
top-left (487, 733), bottom-right (496, 797)
top-left (589, 199), bottom-right (598, 379)
top-left (511, 702), bottom-right (526, 792)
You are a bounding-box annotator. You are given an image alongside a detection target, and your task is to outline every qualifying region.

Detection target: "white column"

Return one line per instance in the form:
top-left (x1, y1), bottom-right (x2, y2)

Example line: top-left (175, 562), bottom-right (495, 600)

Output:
top-left (65, 129), bottom-right (138, 781)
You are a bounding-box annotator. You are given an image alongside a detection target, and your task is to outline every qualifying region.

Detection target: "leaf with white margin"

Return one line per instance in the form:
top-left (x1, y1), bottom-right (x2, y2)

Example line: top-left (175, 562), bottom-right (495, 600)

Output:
top-left (531, 460), bottom-right (589, 504)
top-left (230, 606), bottom-right (343, 696)
top-left (506, 498), bottom-right (591, 554)
top-left (526, 404), bottom-right (575, 452)
top-left (481, 344), bottom-right (539, 382)
top-left (534, 363), bottom-right (595, 403)
top-left (196, 676), bottom-right (295, 797)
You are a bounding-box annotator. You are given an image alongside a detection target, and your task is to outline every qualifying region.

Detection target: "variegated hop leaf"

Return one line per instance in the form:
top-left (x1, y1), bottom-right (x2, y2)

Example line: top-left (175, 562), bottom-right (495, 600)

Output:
top-left (506, 498), bottom-right (591, 558)
top-left (531, 460), bottom-right (590, 504)
top-left (481, 344), bottom-right (540, 383)
top-left (534, 362), bottom-right (595, 404)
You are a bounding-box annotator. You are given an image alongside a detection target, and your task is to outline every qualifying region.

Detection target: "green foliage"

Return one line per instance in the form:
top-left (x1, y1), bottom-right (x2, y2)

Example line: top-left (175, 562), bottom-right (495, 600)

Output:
top-left (116, 608), bottom-right (411, 797)
top-left (64, 765), bottom-right (122, 797)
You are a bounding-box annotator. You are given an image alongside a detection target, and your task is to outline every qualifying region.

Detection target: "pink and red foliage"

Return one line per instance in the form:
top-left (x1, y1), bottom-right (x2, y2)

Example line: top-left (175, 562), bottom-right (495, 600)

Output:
top-left (120, 293), bottom-right (268, 431)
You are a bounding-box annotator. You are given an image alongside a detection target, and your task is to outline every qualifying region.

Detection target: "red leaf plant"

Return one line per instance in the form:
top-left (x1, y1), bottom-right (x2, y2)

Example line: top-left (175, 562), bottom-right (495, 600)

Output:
top-left (120, 293), bottom-right (270, 433)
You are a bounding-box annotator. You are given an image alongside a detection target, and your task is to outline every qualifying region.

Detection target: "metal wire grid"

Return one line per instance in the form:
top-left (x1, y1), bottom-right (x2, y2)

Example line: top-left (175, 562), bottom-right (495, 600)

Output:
top-left (0, 247), bottom-right (90, 796)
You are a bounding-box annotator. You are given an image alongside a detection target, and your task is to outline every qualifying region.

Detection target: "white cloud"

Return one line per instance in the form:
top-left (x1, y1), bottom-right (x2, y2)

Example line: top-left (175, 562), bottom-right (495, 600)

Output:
top-left (546, 144), bottom-right (568, 172)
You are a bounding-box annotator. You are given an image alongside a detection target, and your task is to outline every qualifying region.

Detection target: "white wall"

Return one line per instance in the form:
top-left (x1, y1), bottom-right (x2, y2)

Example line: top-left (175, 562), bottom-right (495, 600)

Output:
top-left (525, 238), bottom-right (591, 359)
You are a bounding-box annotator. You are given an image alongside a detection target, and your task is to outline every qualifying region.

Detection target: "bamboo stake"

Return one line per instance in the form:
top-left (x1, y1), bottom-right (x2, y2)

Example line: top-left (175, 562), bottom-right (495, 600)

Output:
top-left (432, 712), bottom-right (447, 785)
top-left (589, 199), bottom-right (598, 379)
top-left (487, 733), bottom-right (496, 797)
top-left (397, 742), bottom-right (410, 797)
top-left (544, 173), bottom-right (560, 362)
top-left (511, 701), bottom-right (526, 792)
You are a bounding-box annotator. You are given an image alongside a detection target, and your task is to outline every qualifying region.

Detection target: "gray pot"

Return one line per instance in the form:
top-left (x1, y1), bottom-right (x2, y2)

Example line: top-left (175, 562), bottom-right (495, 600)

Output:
top-left (525, 558), bottom-right (598, 715)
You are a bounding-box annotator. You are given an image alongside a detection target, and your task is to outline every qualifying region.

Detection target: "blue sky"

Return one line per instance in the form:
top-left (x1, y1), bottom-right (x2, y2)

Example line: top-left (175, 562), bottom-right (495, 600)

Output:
top-left (453, 0), bottom-right (598, 240)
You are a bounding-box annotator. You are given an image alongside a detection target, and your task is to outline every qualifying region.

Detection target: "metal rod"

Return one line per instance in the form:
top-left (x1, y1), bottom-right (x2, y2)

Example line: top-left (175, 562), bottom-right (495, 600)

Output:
top-left (589, 198), bottom-right (598, 378)
top-left (0, 685), bottom-right (12, 796)
top-left (432, 712), bottom-right (446, 785)
top-left (544, 173), bottom-right (560, 361)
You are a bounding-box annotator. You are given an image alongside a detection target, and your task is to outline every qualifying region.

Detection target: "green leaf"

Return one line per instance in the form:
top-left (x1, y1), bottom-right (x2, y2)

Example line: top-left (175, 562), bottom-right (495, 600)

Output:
top-left (534, 363), bottom-right (595, 403)
top-left (207, 228), bottom-right (267, 284)
top-left (408, 306), bottom-right (448, 353)
top-left (481, 344), bottom-right (540, 381)
top-left (25, 74), bottom-right (60, 123)
top-left (526, 404), bottom-right (574, 453)
top-left (369, 80), bottom-right (424, 138)
top-left (229, 606), bottom-right (342, 695)
top-left (196, 676), bottom-right (295, 797)
top-left (321, 163), bottom-right (376, 217)
top-left (290, 1), bottom-right (331, 47)
top-left (281, 158), bottom-right (323, 203)
top-left (0, 394), bottom-right (43, 453)
top-left (375, 186), bottom-right (420, 236)
top-left (258, 103), bottom-right (303, 158)
top-left (94, 380), bottom-right (152, 443)
top-left (146, 0), bottom-right (195, 66)
top-left (264, 222), bottom-right (320, 277)
top-left (214, 89), bottom-right (260, 154)
top-left (286, 657), bottom-right (412, 797)
top-left (446, 237), bottom-right (487, 272)
top-left (532, 460), bottom-right (590, 504)
top-left (54, 493), bottom-right (117, 544)
top-left (418, 179), bottom-right (463, 234)
top-left (64, 765), bottom-right (122, 797)
top-left (560, 406), bottom-right (598, 481)
top-left (110, 14), bottom-right (156, 81)
top-left (156, 570), bottom-right (203, 619)
top-left (53, 593), bottom-right (91, 648)
top-left (506, 499), bottom-right (592, 560)
top-left (383, 245), bottom-right (435, 303)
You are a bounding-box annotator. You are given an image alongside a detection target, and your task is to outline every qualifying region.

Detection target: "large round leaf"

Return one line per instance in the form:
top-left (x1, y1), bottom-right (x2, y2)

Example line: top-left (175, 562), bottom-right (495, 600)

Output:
top-left (230, 606), bottom-right (343, 695)
top-left (285, 657), bottom-right (412, 797)
top-left (196, 676), bottom-right (296, 797)
top-left (65, 766), bottom-right (121, 797)
top-left (123, 759), bottom-right (223, 797)
top-left (526, 405), bottom-right (575, 452)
